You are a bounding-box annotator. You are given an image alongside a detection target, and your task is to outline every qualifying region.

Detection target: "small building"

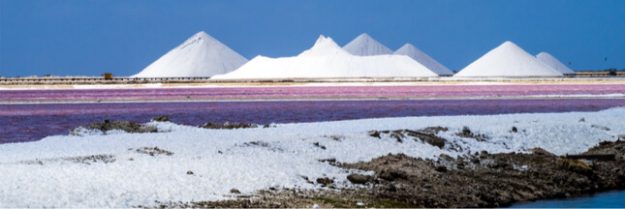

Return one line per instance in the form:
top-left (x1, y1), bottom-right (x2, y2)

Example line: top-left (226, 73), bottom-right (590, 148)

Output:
top-left (102, 73), bottom-right (113, 80)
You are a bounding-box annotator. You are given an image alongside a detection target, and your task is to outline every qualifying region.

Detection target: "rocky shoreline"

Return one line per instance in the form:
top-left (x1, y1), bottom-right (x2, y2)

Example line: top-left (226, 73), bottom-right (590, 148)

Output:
top-left (159, 139), bottom-right (625, 208)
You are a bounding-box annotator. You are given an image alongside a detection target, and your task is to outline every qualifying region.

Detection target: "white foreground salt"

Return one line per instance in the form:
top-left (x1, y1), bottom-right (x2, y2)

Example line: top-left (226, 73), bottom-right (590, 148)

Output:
top-left (1, 108), bottom-right (624, 207)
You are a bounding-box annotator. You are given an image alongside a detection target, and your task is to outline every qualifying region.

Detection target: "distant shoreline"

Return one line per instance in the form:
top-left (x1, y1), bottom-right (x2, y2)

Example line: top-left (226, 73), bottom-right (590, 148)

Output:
top-left (1, 76), bottom-right (625, 90)
top-left (1, 83), bottom-right (625, 104)
top-left (2, 95), bottom-right (625, 105)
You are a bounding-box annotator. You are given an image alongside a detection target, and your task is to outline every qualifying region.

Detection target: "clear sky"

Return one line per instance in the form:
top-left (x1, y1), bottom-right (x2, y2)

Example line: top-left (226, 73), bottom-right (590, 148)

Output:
top-left (1, 0), bottom-right (624, 76)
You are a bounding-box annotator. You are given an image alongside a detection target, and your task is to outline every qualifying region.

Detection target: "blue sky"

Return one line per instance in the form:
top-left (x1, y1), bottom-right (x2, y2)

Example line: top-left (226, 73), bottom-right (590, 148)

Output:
top-left (1, 0), bottom-right (624, 76)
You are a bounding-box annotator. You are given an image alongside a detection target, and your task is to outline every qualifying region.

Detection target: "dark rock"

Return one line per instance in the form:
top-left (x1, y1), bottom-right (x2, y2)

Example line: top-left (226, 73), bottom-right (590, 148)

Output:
top-left (390, 131), bottom-right (404, 143)
top-left (186, 170), bottom-right (194, 175)
top-left (66, 154), bottom-right (116, 165)
top-left (301, 176), bottom-right (314, 184)
top-left (407, 130), bottom-right (446, 148)
top-left (230, 188), bottom-right (241, 194)
top-left (456, 126), bottom-right (489, 141)
top-left (318, 158), bottom-right (337, 165)
top-left (84, 120), bottom-right (157, 133)
top-left (368, 130), bottom-right (381, 139)
top-left (326, 135), bottom-right (345, 141)
top-left (136, 147), bottom-right (174, 156)
top-left (439, 154), bottom-right (454, 162)
top-left (591, 124), bottom-right (610, 131)
top-left (460, 126), bottom-right (472, 137)
top-left (531, 148), bottom-right (555, 156)
top-left (511, 126), bottom-right (518, 133)
top-left (557, 158), bottom-right (592, 174)
top-left (347, 174), bottom-right (372, 184)
top-left (489, 159), bottom-right (511, 170)
top-left (201, 122), bottom-right (258, 129)
top-left (379, 169), bottom-right (409, 181)
top-left (171, 141), bottom-right (625, 208)
top-left (418, 126), bottom-right (449, 135)
top-left (367, 127), bottom-right (449, 147)
top-left (316, 177), bottom-right (334, 186)
top-left (153, 115), bottom-right (170, 122)
top-left (243, 141), bottom-right (270, 147)
top-left (313, 142), bottom-right (327, 150)
top-left (471, 157), bottom-right (480, 164)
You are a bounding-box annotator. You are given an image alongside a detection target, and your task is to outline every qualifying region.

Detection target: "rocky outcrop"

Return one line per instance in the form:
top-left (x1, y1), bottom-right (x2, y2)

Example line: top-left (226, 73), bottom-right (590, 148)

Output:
top-left (201, 122), bottom-right (258, 129)
top-left (368, 127), bottom-right (449, 148)
top-left (74, 120), bottom-right (158, 134)
top-left (173, 140), bottom-right (625, 208)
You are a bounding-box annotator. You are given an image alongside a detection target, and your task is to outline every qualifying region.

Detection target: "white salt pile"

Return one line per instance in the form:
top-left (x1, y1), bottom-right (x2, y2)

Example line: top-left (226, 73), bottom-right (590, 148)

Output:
top-left (536, 52), bottom-right (575, 74)
top-left (455, 41), bottom-right (563, 77)
top-left (213, 35), bottom-right (438, 79)
top-left (133, 31), bottom-right (248, 78)
top-left (394, 43), bottom-right (454, 75)
top-left (343, 33), bottom-right (393, 56)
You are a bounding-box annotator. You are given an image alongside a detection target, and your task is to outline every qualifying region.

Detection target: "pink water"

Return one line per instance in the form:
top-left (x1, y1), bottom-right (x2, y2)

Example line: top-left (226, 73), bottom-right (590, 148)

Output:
top-left (2, 84), bottom-right (624, 102)
top-left (1, 84), bottom-right (624, 144)
top-left (2, 99), bottom-right (625, 144)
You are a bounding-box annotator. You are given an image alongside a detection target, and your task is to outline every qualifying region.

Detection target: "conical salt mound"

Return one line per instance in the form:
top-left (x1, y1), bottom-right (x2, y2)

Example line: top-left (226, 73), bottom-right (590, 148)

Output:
top-left (213, 35), bottom-right (438, 79)
top-left (455, 41), bottom-right (563, 77)
top-left (299, 35), bottom-right (351, 57)
top-left (394, 43), bottom-right (454, 75)
top-left (536, 52), bottom-right (575, 74)
top-left (343, 33), bottom-right (392, 56)
top-left (133, 31), bottom-right (248, 78)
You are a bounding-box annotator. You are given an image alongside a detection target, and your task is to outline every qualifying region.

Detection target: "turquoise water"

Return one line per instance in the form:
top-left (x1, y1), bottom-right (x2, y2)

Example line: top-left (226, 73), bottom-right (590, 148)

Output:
top-left (511, 190), bottom-right (625, 208)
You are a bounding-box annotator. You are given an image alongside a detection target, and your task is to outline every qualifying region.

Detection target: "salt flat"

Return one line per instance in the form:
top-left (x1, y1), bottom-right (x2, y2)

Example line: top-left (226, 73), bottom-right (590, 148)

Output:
top-left (0, 108), bottom-right (623, 207)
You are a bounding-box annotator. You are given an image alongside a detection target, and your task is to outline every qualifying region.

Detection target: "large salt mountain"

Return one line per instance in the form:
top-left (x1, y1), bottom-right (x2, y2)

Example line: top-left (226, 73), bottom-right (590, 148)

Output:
top-left (343, 33), bottom-right (393, 56)
top-left (394, 43), bottom-right (454, 76)
top-left (536, 52), bottom-right (575, 74)
top-left (213, 35), bottom-right (438, 79)
top-left (455, 41), bottom-right (563, 77)
top-left (133, 31), bottom-right (248, 78)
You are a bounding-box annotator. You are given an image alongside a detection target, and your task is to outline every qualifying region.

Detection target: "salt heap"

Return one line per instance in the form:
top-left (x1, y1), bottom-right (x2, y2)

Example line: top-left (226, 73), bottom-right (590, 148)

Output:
top-left (536, 52), bottom-right (575, 74)
top-left (455, 41), bottom-right (563, 77)
top-left (133, 31), bottom-right (248, 78)
top-left (394, 43), bottom-right (454, 76)
top-left (343, 33), bottom-right (393, 56)
top-left (213, 35), bottom-right (438, 79)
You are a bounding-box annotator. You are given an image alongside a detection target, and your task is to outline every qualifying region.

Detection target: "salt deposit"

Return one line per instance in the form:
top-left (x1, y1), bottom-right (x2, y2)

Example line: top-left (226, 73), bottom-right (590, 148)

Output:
top-left (343, 33), bottom-right (393, 56)
top-left (537, 52), bottom-right (575, 74)
top-left (132, 31), bottom-right (248, 78)
top-left (455, 41), bottom-right (563, 77)
top-left (213, 35), bottom-right (438, 79)
top-left (1, 107), bottom-right (624, 207)
top-left (394, 43), bottom-right (454, 75)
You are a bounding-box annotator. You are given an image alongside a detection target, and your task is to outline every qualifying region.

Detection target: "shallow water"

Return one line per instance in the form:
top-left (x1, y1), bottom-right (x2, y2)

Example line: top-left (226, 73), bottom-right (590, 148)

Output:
top-left (2, 84), bottom-right (625, 102)
top-left (1, 98), bottom-right (625, 144)
top-left (510, 190), bottom-right (625, 208)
